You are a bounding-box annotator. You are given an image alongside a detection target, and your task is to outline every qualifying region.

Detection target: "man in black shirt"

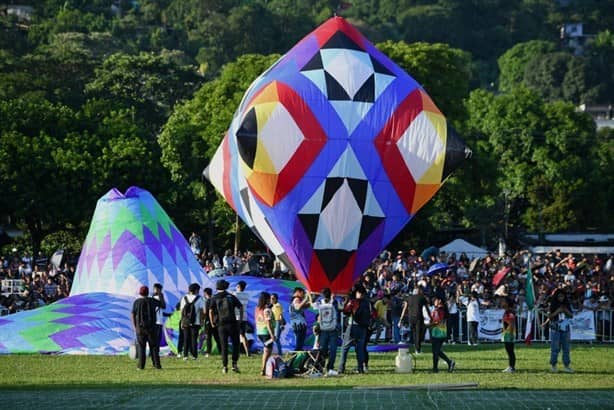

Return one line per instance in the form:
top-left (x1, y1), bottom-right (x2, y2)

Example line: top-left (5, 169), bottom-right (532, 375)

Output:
top-left (209, 279), bottom-right (243, 374)
top-left (400, 286), bottom-right (431, 354)
top-left (131, 285), bottom-right (165, 370)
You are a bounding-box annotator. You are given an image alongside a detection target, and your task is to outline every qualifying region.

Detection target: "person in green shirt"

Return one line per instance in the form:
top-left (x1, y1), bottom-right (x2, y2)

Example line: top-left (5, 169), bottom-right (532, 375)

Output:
top-left (429, 296), bottom-right (455, 373)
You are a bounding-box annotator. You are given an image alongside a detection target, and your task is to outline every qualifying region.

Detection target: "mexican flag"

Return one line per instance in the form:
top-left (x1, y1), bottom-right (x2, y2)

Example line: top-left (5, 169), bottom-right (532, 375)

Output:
top-left (524, 264), bottom-right (536, 345)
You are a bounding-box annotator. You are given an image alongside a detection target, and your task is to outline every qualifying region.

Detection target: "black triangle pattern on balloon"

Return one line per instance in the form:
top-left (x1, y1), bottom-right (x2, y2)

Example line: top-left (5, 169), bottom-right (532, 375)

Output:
top-left (346, 178), bottom-right (368, 212)
top-left (358, 215), bottom-right (385, 246)
top-left (321, 177), bottom-right (345, 211)
top-left (321, 31), bottom-right (363, 51)
top-left (370, 56), bottom-right (395, 76)
top-left (325, 71), bottom-right (352, 101)
top-left (301, 51), bottom-right (324, 72)
top-left (442, 122), bottom-right (468, 180)
top-left (315, 249), bottom-right (354, 282)
top-left (352, 74), bottom-right (375, 102)
top-left (236, 107), bottom-right (258, 168)
top-left (297, 213), bottom-right (321, 246)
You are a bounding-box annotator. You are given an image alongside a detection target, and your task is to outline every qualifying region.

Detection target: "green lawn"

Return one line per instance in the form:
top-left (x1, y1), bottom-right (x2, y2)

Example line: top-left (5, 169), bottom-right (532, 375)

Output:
top-left (1, 343), bottom-right (613, 390)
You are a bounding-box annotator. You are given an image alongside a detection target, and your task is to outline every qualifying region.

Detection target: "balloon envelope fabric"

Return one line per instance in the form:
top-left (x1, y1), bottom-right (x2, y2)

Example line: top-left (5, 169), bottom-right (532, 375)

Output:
top-left (71, 186), bottom-right (213, 306)
top-left (0, 187), bottom-right (213, 354)
top-left (205, 17), bottom-right (469, 293)
top-left (0, 293), bottom-right (134, 354)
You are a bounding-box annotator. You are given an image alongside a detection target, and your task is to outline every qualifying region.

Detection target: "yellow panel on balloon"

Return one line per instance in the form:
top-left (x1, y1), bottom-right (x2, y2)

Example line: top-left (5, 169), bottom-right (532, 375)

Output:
top-left (419, 151), bottom-right (445, 184)
top-left (411, 183), bottom-right (442, 214)
top-left (253, 141), bottom-right (276, 174)
top-left (424, 111), bottom-right (447, 143)
top-left (252, 82), bottom-right (280, 105)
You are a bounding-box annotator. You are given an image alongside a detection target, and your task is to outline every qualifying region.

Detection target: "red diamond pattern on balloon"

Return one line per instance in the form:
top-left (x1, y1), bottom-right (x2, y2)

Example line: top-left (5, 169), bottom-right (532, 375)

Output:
top-left (236, 81), bottom-right (328, 207)
top-left (374, 88), bottom-right (448, 215)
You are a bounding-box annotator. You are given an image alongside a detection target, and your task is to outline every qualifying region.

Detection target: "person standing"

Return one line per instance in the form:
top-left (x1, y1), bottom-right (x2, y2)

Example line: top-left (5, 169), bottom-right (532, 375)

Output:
top-left (234, 280), bottom-right (251, 356)
top-left (202, 287), bottom-right (221, 356)
top-left (545, 289), bottom-right (574, 373)
top-left (338, 285), bottom-right (370, 374)
top-left (465, 292), bottom-right (480, 346)
top-left (289, 287), bottom-right (311, 351)
top-left (131, 286), bottom-right (163, 370)
top-left (270, 293), bottom-right (285, 355)
top-left (313, 288), bottom-right (340, 376)
top-left (446, 292), bottom-right (459, 344)
top-left (400, 286), bottom-right (431, 354)
top-left (501, 297), bottom-right (516, 373)
top-left (429, 296), bottom-right (455, 373)
top-left (151, 283), bottom-right (167, 362)
top-left (180, 283), bottom-right (204, 360)
top-left (210, 279), bottom-right (243, 373)
top-left (255, 291), bottom-right (275, 376)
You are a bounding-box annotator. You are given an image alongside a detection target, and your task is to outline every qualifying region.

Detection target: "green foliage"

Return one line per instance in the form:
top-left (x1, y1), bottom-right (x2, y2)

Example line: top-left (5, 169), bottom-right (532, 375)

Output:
top-left (497, 40), bottom-right (556, 93)
top-left (376, 41), bottom-right (471, 120)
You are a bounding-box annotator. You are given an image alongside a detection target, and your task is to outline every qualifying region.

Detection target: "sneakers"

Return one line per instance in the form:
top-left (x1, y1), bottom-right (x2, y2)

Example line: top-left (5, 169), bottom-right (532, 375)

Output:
top-left (551, 365), bottom-right (558, 373)
top-left (448, 360), bottom-right (456, 373)
top-left (182, 356), bottom-right (188, 361)
top-left (363, 366), bottom-right (369, 374)
top-left (563, 367), bottom-right (574, 373)
top-left (326, 369), bottom-right (338, 377)
top-left (232, 365), bottom-right (240, 373)
top-left (353, 369), bottom-right (364, 374)
top-left (502, 367), bottom-right (515, 373)
top-left (222, 366), bottom-right (228, 374)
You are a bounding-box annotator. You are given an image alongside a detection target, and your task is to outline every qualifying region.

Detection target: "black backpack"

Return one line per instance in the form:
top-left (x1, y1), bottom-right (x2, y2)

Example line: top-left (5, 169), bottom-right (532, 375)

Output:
top-left (180, 295), bottom-right (200, 329)
top-left (217, 294), bottom-right (237, 324)
top-left (137, 298), bottom-right (155, 331)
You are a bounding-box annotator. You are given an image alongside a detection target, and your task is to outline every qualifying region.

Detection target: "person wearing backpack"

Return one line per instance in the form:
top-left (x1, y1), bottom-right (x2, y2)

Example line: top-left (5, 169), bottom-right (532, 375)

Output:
top-left (180, 283), bottom-right (204, 360)
top-left (209, 279), bottom-right (243, 374)
top-left (131, 285), bottom-right (163, 370)
top-left (338, 285), bottom-right (370, 374)
top-left (313, 287), bottom-right (341, 376)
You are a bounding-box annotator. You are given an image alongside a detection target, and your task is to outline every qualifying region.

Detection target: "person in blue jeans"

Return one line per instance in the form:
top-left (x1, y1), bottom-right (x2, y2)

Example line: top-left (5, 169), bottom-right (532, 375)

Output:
top-left (313, 287), bottom-right (341, 376)
top-left (338, 285), bottom-right (370, 374)
top-left (289, 287), bottom-right (311, 351)
top-left (544, 289), bottom-right (574, 373)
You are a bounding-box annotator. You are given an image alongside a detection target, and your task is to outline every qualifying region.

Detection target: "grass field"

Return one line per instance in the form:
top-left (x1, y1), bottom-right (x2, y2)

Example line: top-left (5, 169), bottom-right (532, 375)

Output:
top-left (1, 343), bottom-right (613, 390)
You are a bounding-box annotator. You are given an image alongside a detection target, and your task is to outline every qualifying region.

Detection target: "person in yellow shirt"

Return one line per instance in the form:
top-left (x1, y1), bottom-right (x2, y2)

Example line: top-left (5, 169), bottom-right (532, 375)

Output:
top-left (373, 295), bottom-right (391, 342)
top-left (270, 293), bottom-right (285, 355)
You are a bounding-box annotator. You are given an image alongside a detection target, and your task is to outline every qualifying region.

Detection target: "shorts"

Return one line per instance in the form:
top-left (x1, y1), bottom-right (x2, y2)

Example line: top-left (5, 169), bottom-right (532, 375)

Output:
top-left (258, 334), bottom-right (273, 348)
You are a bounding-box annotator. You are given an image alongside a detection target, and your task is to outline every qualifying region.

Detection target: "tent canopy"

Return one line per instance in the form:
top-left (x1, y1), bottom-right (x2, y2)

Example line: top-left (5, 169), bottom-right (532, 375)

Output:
top-left (440, 239), bottom-right (489, 260)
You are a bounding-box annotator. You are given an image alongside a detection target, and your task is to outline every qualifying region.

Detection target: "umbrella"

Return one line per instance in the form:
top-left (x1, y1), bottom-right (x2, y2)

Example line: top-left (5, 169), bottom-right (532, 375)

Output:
top-left (469, 257), bottom-right (481, 273)
top-left (492, 266), bottom-right (511, 287)
top-left (421, 246), bottom-right (439, 260)
top-left (427, 262), bottom-right (449, 276)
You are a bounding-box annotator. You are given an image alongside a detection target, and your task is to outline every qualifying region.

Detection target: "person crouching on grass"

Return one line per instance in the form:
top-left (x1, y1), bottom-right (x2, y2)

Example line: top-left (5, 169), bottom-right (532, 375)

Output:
top-left (429, 296), bottom-right (455, 373)
top-left (256, 291), bottom-right (276, 376)
top-left (501, 297), bottom-right (516, 373)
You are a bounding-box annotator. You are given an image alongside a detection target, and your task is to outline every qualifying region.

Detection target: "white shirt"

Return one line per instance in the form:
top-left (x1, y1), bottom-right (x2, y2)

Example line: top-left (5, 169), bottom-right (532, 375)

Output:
top-left (153, 294), bottom-right (165, 325)
top-left (234, 290), bottom-right (250, 321)
top-left (466, 299), bottom-right (480, 322)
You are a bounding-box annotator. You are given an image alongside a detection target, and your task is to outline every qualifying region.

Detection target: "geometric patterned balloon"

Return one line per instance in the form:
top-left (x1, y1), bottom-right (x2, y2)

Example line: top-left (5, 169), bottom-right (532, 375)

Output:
top-left (205, 17), bottom-right (469, 293)
top-left (71, 186), bottom-right (212, 302)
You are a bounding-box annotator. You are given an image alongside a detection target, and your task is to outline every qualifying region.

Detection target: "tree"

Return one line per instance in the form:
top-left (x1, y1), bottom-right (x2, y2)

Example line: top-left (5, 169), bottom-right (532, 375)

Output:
top-left (497, 40), bottom-right (556, 93)
top-left (376, 41), bottom-right (472, 120)
top-left (464, 86), bottom-right (600, 233)
top-left (158, 53), bottom-right (280, 250)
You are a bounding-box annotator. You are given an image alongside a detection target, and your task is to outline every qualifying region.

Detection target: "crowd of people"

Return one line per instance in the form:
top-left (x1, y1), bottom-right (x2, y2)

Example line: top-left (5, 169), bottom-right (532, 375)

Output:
top-left (0, 251), bottom-right (75, 314)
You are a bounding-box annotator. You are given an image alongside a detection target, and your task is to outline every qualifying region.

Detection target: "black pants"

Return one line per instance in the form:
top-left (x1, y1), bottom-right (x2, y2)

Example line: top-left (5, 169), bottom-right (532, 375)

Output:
top-left (410, 319), bottom-right (425, 353)
top-left (183, 325), bottom-right (200, 358)
top-left (468, 321), bottom-right (479, 344)
top-left (217, 322), bottom-right (240, 367)
top-left (136, 327), bottom-right (160, 369)
top-left (431, 337), bottom-right (451, 371)
top-left (205, 322), bottom-right (220, 354)
top-left (149, 324), bottom-right (162, 360)
top-left (504, 341), bottom-right (516, 369)
top-left (447, 313), bottom-right (459, 342)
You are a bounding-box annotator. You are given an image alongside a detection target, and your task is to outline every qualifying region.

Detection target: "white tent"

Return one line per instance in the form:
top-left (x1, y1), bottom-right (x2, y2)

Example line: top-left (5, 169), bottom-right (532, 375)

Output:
top-left (440, 239), bottom-right (489, 259)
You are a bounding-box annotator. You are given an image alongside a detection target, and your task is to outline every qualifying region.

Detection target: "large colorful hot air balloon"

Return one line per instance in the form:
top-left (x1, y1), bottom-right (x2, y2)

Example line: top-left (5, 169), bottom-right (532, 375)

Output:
top-left (204, 17), bottom-right (469, 293)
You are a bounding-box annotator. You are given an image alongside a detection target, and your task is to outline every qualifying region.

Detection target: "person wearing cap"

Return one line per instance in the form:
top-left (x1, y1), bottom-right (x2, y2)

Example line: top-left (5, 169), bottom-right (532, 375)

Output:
top-left (210, 279), bottom-right (243, 373)
top-left (180, 283), bottom-right (205, 360)
top-left (131, 285), bottom-right (164, 370)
